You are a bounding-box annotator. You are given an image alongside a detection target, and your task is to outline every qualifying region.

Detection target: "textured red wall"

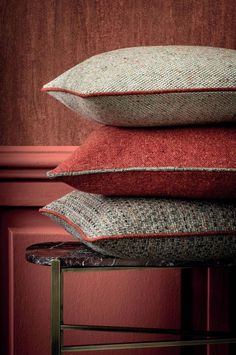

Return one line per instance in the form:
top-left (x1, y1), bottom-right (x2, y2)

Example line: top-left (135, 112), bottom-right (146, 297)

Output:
top-left (0, 1), bottom-right (235, 355)
top-left (0, 0), bottom-right (236, 145)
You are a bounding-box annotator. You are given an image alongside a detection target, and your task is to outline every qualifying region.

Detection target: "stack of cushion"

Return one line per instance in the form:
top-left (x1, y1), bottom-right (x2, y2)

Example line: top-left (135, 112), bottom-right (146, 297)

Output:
top-left (40, 45), bottom-right (236, 264)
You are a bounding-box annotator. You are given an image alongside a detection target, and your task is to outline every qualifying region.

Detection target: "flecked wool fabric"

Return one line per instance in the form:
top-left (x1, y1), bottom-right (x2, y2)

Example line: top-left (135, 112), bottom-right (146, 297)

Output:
top-left (40, 191), bottom-right (236, 262)
top-left (48, 125), bottom-right (236, 199)
top-left (42, 46), bottom-right (236, 127)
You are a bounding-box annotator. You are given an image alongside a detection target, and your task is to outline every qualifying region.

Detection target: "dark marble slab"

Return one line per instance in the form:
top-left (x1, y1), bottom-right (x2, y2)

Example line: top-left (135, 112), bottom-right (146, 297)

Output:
top-left (26, 242), bottom-right (236, 268)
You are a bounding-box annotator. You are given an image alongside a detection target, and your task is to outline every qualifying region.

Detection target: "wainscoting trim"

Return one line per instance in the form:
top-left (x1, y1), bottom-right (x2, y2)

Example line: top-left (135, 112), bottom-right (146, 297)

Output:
top-left (0, 146), bottom-right (76, 206)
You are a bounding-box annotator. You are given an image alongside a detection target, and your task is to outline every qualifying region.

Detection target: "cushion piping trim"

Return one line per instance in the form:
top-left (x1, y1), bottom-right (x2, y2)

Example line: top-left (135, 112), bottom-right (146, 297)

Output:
top-left (41, 86), bottom-right (236, 98)
top-left (47, 166), bottom-right (236, 177)
top-left (39, 208), bottom-right (236, 242)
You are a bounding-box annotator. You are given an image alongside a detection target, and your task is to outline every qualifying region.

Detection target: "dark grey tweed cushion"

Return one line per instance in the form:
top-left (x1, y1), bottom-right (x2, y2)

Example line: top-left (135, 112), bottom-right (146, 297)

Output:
top-left (40, 191), bottom-right (236, 263)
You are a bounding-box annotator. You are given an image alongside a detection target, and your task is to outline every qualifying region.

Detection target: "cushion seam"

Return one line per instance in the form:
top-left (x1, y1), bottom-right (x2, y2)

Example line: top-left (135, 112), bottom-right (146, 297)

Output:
top-left (39, 208), bottom-right (236, 242)
top-left (47, 167), bottom-right (236, 177)
top-left (41, 86), bottom-right (236, 98)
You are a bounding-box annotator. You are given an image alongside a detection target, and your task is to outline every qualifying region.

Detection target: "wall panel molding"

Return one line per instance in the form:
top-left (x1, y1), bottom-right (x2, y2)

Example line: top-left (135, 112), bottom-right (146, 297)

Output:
top-left (0, 146), bottom-right (76, 206)
top-left (0, 146), bottom-right (76, 168)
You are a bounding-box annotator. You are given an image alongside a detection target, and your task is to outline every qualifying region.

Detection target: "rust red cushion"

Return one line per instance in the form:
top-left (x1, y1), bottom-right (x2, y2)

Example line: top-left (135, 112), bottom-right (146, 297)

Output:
top-left (48, 125), bottom-right (236, 199)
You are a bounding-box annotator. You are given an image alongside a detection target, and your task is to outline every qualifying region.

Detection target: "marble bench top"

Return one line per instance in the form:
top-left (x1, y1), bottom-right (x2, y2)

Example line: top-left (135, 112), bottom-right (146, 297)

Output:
top-left (25, 242), bottom-right (236, 268)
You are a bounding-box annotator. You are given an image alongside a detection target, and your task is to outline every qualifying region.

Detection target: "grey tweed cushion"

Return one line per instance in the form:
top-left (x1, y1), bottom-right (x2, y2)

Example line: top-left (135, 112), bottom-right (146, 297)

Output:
top-left (42, 46), bottom-right (236, 127)
top-left (40, 191), bottom-right (236, 263)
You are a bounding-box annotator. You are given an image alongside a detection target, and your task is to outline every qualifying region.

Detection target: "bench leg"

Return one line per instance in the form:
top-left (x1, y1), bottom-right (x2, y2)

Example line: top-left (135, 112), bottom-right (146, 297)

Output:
top-left (51, 259), bottom-right (63, 355)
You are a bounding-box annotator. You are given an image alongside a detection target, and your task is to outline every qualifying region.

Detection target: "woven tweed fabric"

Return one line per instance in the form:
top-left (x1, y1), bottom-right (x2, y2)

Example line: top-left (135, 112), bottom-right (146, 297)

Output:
top-left (42, 46), bottom-right (236, 126)
top-left (48, 125), bottom-right (236, 199)
top-left (40, 191), bottom-right (236, 261)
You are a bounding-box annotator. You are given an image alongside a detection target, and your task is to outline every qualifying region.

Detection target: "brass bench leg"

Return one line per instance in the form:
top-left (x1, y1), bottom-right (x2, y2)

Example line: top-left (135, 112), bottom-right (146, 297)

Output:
top-left (51, 259), bottom-right (63, 355)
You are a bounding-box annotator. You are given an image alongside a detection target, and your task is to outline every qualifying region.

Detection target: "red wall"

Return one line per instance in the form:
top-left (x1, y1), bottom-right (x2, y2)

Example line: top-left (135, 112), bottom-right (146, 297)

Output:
top-left (0, 1), bottom-right (236, 354)
top-left (0, 0), bottom-right (235, 146)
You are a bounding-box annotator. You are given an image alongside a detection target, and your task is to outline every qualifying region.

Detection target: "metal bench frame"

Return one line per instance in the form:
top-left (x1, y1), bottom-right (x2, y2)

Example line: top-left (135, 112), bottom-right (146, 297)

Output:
top-left (51, 259), bottom-right (236, 354)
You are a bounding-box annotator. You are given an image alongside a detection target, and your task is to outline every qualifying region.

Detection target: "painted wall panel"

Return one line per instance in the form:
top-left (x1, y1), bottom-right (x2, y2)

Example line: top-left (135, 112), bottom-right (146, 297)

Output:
top-left (0, 148), bottom-right (182, 354)
top-left (4, 210), bottom-right (181, 355)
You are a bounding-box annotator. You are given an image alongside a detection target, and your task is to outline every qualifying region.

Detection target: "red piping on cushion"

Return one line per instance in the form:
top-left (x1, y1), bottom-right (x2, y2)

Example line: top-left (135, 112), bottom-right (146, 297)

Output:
top-left (39, 208), bottom-right (236, 242)
top-left (41, 86), bottom-right (236, 98)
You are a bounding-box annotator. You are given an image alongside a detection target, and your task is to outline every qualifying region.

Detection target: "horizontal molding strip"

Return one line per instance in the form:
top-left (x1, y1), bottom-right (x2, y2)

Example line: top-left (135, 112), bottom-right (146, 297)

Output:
top-left (0, 146), bottom-right (77, 168)
top-left (0, 147), bottom-right (76, 206)
top-left (0, 169), bottom-right (49, 179)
